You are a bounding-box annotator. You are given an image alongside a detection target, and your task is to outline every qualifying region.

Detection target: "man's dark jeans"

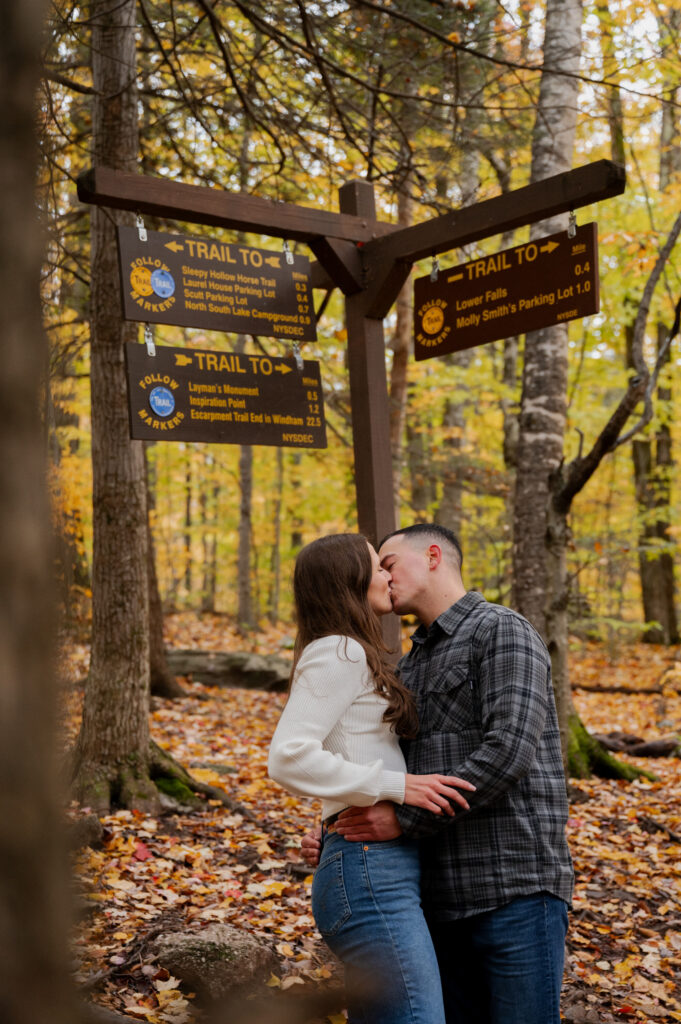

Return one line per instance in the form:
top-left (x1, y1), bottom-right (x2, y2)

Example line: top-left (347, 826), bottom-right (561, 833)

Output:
top-left (428, 891), bottom-right (569, 1024)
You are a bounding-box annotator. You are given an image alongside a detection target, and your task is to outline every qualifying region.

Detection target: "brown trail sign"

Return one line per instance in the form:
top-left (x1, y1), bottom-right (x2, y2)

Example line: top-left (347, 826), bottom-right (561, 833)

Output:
top-left (414, 222), bottom-right (599, 359)
top-left (117, 226), bottom-right (316, 340)
top-left (79, 159), bottom-right (625, 648)
top-left (124, 343), bottom-right (326, 449)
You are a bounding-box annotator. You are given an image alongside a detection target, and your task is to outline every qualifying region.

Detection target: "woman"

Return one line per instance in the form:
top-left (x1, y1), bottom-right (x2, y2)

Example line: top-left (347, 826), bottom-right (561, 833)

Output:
top-left (268, 534), bottom-right (474, 1024)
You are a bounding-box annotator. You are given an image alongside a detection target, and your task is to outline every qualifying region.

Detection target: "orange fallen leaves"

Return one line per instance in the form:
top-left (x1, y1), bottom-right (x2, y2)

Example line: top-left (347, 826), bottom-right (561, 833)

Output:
top-left (64, 622), bottom-right (681, 1023)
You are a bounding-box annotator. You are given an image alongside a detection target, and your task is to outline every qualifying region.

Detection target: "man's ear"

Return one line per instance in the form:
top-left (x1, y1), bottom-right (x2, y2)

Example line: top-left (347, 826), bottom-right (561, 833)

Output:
top-left (427, 544), bottom-right (442, 569)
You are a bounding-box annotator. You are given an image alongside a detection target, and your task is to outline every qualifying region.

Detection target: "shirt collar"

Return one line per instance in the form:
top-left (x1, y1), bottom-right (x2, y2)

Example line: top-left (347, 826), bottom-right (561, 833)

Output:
top-left (410, 590), bottom-right (485, 645)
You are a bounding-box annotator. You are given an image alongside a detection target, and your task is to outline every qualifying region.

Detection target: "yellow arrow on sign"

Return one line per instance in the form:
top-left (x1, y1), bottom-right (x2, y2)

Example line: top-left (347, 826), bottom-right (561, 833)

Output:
top-left (265, 256), bottom-right (282, 268)
top-left (175, 353), bottom-right (193, 366)
top-left (447, 272), bottom-right (464, 282)
top-left (540, 240), bottom-right (560, 254)
top-left (165, 241), bottom-right (184, 252)
top-left (275, 364), bottom-right (293, 375)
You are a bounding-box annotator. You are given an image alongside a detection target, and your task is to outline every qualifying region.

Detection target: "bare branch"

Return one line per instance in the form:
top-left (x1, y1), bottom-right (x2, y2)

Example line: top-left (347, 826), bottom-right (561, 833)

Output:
top-left (553, 210), bottom-right (681, 514)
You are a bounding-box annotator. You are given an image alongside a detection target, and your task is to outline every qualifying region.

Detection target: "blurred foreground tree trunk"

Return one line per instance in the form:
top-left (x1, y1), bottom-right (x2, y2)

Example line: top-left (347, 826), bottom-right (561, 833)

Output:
top-left (0, 2), bottom-right (78, 1020)
top-left (71, 0), bottom-right (158, 813)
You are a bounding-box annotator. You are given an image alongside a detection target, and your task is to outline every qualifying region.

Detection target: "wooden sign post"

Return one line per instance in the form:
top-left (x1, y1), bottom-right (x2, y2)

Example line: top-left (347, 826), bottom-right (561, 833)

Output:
top-left (79, 159), bottom-right (625, 650)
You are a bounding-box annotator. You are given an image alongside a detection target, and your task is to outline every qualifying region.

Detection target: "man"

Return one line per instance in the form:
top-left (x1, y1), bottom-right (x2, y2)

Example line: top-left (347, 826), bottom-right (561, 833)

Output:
top-left (302, 523), bottom-right (573, 1024)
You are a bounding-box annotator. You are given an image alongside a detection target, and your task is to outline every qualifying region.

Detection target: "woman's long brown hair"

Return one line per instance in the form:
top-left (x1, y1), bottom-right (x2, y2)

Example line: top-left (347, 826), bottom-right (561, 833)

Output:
top-left (290, 533), bottom-right (418, 738)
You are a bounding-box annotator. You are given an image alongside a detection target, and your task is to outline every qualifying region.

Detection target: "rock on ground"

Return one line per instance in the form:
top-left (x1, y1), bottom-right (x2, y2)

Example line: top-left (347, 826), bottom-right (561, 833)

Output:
top-left (151, 923), bottom-right (278, 1002)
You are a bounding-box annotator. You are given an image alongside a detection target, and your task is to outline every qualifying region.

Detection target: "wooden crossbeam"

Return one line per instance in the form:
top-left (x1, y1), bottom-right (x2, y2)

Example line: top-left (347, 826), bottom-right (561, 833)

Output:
top-left (361, 159), bottom-right (627, 318)
top-left (76, 165), bottom-right (395, 246)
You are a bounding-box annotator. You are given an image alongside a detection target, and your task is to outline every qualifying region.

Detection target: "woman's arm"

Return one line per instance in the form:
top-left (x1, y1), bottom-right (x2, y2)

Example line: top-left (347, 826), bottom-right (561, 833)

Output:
top-left (268, 636), bottom-right (406, 806)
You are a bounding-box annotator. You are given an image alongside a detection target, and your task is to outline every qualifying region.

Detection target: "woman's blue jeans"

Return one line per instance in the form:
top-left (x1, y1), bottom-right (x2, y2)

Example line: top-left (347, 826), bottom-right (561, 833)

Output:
top-left (311, 829), bottom-right (446, 1024)
top-left (428, 892), bottom-right (569, 1024)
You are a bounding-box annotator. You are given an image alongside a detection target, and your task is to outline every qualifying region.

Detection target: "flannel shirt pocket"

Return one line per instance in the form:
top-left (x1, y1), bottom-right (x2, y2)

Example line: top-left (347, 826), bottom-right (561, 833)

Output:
top-left (420, 662), bottom-right (477, 733)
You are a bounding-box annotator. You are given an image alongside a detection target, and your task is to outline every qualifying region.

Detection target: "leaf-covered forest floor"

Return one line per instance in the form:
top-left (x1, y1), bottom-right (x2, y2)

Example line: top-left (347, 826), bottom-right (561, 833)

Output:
top-left (61, 615), bottom-right (681, 1023)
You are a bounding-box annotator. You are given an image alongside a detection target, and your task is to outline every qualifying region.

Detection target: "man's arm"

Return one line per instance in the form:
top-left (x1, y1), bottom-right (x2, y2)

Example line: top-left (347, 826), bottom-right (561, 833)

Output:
top-left (300, 824), bottom-right (322, 867)
top-left (335, 800), bottom-right (403, 841)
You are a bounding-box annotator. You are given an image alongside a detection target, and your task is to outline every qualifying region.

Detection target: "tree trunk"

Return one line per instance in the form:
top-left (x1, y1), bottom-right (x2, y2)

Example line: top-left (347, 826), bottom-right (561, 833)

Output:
top-left (145, 445), bottom-right (184, 699)
top-left (388, 188), bottom-right (414, 517)
top-left (200, 454), bottom-right (219, 614)
top-left (0, 3), bottom-right (79, 1020)
top-left (234, 339), bottom-right (255, 629)
top-left (595, 0), bottom-right (627, 168)
top-left (512, 0), bottom-right (582, 635)
top-left (183, 450), bottom-right (192, 600)
top-left (510, 0), bottom-right (623, 776)
top-left (659, 9), bottom-right (681, 188)
top-left (629, 325), bottom-right (679, 644)
top-left (237, 442), bottom-right (254, 627)
top-left (268, 447), bottom-right (283, 624)
top-left (436, 349), bottom-right (473, 535)
top-left (407, 411), bottom-right (436, 517)
top-left (624, 23), bottom-right (680, 645)
top-left (72, 0), bottom-right (158, 813)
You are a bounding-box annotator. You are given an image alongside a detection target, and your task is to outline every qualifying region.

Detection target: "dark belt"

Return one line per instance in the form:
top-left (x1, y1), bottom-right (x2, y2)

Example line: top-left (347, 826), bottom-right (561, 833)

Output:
top-left (323, 811), bottom-right (341, 829)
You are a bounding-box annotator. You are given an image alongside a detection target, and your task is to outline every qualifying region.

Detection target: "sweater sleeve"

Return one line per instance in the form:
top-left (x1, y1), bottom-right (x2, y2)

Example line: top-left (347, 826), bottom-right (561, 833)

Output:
top-left (268, 636), bottom-right (406, 806)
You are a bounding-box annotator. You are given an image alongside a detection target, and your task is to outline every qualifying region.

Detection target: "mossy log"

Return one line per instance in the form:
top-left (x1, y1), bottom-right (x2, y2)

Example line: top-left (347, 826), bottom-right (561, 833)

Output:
top-left (567, 712), bottom-right (657, 782)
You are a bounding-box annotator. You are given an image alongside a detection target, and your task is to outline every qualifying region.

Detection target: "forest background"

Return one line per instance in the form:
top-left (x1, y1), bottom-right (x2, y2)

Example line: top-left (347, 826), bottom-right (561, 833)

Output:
top-left (45, 0), bottom-right (680, 667)
top-left (2, 0), bottom-right (681, 1022)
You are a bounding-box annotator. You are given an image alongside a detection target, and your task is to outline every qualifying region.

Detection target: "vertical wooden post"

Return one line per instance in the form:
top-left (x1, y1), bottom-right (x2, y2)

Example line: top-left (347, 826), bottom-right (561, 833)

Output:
top-left (339, 181), bottom-right (401, 654)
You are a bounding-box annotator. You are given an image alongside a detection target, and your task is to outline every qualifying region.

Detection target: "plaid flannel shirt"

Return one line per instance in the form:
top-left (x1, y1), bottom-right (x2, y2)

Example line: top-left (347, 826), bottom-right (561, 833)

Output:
top-left (395, 591), bottom-right (574, 921)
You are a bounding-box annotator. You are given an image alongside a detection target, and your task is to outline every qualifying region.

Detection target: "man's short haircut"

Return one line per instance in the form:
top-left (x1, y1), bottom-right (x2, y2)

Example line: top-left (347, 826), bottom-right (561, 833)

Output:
top-left (379, 523), bottom-right (463, 571)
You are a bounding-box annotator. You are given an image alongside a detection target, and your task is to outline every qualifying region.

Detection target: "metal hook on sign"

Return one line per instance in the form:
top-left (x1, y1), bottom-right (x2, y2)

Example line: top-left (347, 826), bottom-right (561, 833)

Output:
top-left (136, 213), bottom-right (147, 243)
top-left (430, 254), bottom-right (440, 282)
top-left (567, 210), bottom-right (577, 239)
top-left (144, 323), bottom-right (156, 357)
top-left (292, 342), bottom-right (303, 372)
top-left (283, 239), bottom-right (294, 265)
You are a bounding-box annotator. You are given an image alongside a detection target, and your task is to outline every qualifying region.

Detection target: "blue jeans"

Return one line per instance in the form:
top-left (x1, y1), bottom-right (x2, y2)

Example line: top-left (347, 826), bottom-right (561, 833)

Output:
top-left (311, 829), bottom-right (446, 1024)
top-left (428, 892), bottom-right (569, 1024)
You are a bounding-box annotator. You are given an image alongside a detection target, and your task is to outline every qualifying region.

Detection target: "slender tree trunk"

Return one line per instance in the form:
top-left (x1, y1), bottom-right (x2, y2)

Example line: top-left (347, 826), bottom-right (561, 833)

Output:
top-left (145, 445), bottom-right (184, 698)
top-left (626, 33), bottom-right (680, 644)
top-left (237, 441), bottom-right (254, 628)
top-left (659, 10), bottom-right (681, 186)
top-left (200, 454), bottom-right (219, 614)
top-left (233, 331), bottom-right (255, 630)
top-left (436, 349), bottom-right (473, 535)
top-left (407, 409), bottom-right (436, 517)
top-left (268, 447), bottom-right (284, 624)
top-left (622, 21), bottom-right (679, 645)
top-left (595, 0), bottom-right (626, 168)
top-left (0, 4), bottom-right (79, 1020)
top-left (511, 0), bottom-right (582, 762)
top-left (628, 324), bottom-right (679, 643)
top-left (182, 450), bottom-right (192, 599)
top-left (388, 188), bottom-right (414, 516)
top-left (72, 0), bottom-right (158, 813)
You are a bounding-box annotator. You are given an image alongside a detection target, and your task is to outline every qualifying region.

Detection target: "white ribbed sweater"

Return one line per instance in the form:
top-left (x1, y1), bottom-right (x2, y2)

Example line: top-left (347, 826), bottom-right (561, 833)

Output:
top-left (268, 635), bottom-right (406, 819)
